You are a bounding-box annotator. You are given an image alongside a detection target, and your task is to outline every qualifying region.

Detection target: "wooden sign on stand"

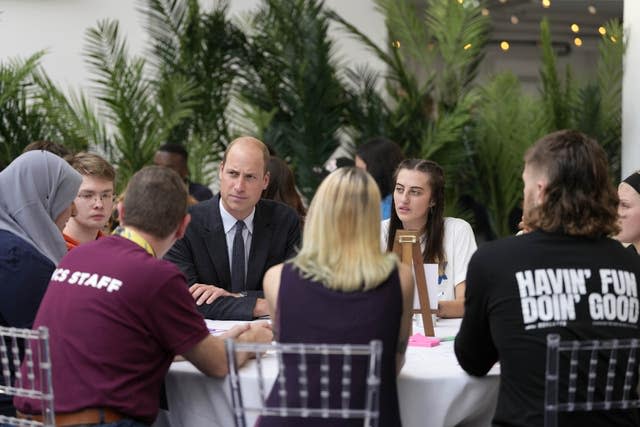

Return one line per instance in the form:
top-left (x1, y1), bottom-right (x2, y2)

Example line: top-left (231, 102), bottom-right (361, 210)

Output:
top-left (392, 230), bottom-right (435, 337)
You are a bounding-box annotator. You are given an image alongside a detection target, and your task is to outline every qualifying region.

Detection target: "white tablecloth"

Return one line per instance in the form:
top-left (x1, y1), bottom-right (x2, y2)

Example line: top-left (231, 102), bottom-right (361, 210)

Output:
top-left (153, 318), bottom-right (499, 427)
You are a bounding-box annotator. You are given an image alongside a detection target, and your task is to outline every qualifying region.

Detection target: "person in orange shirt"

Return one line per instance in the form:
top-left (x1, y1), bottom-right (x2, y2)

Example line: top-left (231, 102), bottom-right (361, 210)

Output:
top-left (63, 153), bottom-right (116, 250)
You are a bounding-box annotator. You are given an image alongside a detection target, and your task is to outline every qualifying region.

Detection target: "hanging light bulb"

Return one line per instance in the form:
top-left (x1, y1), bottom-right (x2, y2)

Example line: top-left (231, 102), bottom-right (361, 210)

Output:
top-left (574, 37), bottom-right (583, 47)
top-left (463, 43), bottom-right (472, 50)
top-left (571, 24), bottom-right (580, 33)
top-left (542, 0), bottom-right (551, 8)
top-left (500, 41), bottom-right (510, 51)
top-left (598, 26), bottom-right (607, 36)
top-left (511, 15), bottom-right (519, 24)
top-left (588, 5), bottom-right (597, 15)
top-left (392, 40), bottom-right (401, 49)
top-left (481, 8), bottom-right (490, 16)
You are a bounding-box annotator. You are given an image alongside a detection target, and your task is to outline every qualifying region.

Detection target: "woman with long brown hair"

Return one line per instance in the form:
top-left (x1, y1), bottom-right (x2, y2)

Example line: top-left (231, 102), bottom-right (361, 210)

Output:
top-left (382, 159), bottom-right (477, 318)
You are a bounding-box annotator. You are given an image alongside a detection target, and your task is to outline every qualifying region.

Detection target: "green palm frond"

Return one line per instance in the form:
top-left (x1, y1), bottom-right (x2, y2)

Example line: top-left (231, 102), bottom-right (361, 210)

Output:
top-left (539, 18), bottom-right (571, 130)
top-left (469, 72), bottom-right (545, 237)
top-left (596, 19), bottom-right (624, 177)
top-left (0, 52), bottom-right (52, 168)
top-left (425, 0), bottom-right (489, 108)
top-left (374, 0), bottom-right (432, 71)
top-left (142, 0), bottom-right (245, 184)
top-left (239, 0), bottom-right (347, 197)
top-left (343, 66), bottom-right (391, 145)
top-left (141, 0), bottom-right (191, 72)
top-left (0, 52), bottom-right (43, 107)
top-left (83, 18), bottom-right (195, 188)
top-left (32, 71), bottom-right (107, 153)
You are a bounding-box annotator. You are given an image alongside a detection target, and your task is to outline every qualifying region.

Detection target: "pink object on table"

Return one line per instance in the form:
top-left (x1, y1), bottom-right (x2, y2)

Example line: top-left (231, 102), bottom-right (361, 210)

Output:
top-left (408, 333), bottom-right (440, 347)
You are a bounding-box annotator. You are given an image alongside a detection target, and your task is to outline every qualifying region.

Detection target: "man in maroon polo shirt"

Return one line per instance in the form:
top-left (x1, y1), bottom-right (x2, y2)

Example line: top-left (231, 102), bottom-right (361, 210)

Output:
top-left (15, 166), bottom-right (272, 426)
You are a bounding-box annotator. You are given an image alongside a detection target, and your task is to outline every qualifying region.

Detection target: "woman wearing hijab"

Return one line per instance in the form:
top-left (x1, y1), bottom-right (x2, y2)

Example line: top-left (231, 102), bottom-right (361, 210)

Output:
top-left (0, 150), bottom-right (82, 330)
top-left (617, 171), bottom-right (640, 254)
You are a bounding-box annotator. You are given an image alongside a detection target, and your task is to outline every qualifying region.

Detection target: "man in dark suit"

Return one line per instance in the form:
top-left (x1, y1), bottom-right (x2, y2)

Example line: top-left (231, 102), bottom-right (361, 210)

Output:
top-left (166, 136), bottom-right (301, 320)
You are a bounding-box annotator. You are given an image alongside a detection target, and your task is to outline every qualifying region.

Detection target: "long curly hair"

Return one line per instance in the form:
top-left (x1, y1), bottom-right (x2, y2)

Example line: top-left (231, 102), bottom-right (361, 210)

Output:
top-left (523, 130), bottom-right (619, 238)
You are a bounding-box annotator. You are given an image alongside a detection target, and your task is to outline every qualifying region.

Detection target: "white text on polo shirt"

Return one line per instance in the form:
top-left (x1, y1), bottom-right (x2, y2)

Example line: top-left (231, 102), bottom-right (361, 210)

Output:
top-left (50, 268), bottom-right (123, 292)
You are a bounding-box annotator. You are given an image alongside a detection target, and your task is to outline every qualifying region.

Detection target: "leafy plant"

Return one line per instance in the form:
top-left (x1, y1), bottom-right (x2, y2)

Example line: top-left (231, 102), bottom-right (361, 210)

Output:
top-left (0, 52), bottom-right (47, 168)
top-left (143, 0), bottom-right (247, 184)
top-left (538, 17), bottom-right (623, 178)
top-left (32, 71), bottom-right (107, 153)
top-left (329, 0), bottom-right (489, 215)
top-left (238, 0), bottom-right (348, 197)
top-left (539, 18), bottom-right (571, 131)
top-left (468, 73), bottom-right (545, 237)
top-left (83, 18), bottom-right (196, 188)
top-left (0, 52), bottom-right (94, 169)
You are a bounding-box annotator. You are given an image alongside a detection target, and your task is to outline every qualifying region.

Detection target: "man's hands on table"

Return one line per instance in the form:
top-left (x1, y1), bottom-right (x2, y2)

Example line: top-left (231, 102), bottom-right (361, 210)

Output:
top-left (190, 283), bottom-right (238, 305)
top-left (189, 283), bottom-right (270, 318)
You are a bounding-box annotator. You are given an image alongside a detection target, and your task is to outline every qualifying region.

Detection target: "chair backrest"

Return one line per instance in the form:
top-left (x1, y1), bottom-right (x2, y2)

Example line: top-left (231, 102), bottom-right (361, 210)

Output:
top-left (225, 339), bottom-right (383, 427)
top-left (544, 333), bottom-right (640, 427)
top-left (0, 326), bottom-right (54, 427)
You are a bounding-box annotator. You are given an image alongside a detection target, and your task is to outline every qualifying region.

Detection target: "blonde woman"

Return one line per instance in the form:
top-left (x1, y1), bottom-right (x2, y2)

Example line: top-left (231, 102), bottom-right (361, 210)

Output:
top-left (261, 167), bottom-right (413, 427)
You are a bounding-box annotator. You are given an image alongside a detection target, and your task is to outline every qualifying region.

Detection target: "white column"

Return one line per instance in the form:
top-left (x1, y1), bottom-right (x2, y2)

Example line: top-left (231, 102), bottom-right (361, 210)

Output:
top-left (622, 0), bottom-right (640, 178)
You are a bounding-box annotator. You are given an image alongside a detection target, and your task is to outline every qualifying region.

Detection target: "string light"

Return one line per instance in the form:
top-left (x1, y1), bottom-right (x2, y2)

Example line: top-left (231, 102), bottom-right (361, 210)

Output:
top-left (499, 0), bottom-right (507, 4)
top-left (571, 24), bottom-right (580, 33)
top-left (500, 41), bottom-right (510, 51)
top-left (463, 43), bottom-right (472, 50)
top-left (481, 8), bottom-right (490, 16)
top-left (574, 37), bottom-right (583, 47)
top-left (542, 0), bottom-right (551, 8)
top-left (610, 35), bottom-right (618, 43)
top-left (510, 15), bottom-right (519, 25)
top-left (588, 5), bottom-right (597, 15)
top-left (392, 40), bottom-right (401, 48)
top-left (598, 26), bottom-right (607, 36)
top-left (457, 0), bottom-right (464, 4)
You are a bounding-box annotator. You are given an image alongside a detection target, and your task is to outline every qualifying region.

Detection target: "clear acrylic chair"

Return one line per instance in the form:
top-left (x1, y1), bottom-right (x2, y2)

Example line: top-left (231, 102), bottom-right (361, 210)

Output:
top-left (225, 339), bottom-right (383, 427)
top-left (544, 333), bottom-right (640, 427)
top-left (0, 326), bottom-right (55, 427)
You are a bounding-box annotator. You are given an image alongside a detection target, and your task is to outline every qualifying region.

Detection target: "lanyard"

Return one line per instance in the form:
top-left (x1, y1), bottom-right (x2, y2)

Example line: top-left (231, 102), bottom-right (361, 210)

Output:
top-left (112, 226), bottom-right (155, 257)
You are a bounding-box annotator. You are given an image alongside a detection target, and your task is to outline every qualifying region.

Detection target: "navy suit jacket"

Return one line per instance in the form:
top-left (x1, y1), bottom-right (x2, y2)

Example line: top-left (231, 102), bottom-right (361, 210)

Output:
top-left (166, 195), bottom-right (301, 320)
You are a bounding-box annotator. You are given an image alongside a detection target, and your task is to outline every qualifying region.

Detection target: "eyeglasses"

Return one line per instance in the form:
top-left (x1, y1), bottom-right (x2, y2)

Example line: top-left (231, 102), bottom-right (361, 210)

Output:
top-left (76, 191), bottom-right (115, 204)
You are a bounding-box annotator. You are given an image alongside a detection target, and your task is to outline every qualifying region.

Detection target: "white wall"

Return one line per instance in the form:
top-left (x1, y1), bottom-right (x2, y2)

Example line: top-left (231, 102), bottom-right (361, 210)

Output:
top-left (0, 0), bottom-right (386, 93)
top-left (622, 0), bottom-right (640, 179)
top-left (0, 0), bottom-right (148, 92)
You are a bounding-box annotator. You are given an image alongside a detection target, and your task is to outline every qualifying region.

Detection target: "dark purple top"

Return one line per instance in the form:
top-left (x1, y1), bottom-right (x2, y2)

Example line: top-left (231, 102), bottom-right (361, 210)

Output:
top-left (258, 263), bottom-right (403, 427)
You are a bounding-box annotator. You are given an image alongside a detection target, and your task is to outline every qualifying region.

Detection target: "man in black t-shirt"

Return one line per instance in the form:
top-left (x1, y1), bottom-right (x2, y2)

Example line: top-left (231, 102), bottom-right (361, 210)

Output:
top-left (455, 130), bottom-right (640, 426)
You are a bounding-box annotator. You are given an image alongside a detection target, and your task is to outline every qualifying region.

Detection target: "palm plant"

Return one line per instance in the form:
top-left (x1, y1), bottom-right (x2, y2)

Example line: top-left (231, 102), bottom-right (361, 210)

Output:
top-left (238, 0), bottom-right (348, 198)
top-left (82, 18), bottom-right (196, 188)
top-left (142, 0), bottom-right (247, 184)
top-left (468, 73), bottom-right (546, 238)
top-left (0, 52), bottom-right (47, 169)
top-left (329, 0), bottom-right (489, 214)
top-left (538, 18), bottom-right (624, 178)
top-left (32, 71), bottom-right (108, 154)
top-left (0, 52), bottom-right (94, 169)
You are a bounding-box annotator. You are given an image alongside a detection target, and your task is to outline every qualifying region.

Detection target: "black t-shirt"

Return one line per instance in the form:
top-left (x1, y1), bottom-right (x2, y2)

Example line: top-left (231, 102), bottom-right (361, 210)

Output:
top-left (455, 230), bottom-right (640, 426)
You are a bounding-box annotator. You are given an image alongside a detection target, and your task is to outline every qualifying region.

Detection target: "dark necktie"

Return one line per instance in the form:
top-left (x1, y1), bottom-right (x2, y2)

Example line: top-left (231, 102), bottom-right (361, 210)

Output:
top-left (231, 220), bottom-right (246, 294)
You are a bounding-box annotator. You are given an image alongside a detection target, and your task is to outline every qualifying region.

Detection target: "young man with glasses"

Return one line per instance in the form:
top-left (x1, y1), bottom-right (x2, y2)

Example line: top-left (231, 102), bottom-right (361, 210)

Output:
top-left (63, 153), bottom-right (116, 250)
